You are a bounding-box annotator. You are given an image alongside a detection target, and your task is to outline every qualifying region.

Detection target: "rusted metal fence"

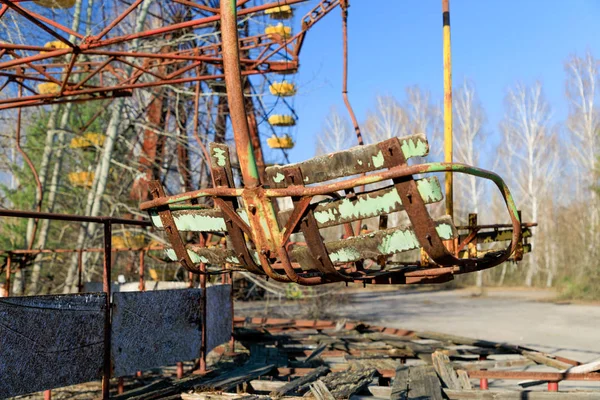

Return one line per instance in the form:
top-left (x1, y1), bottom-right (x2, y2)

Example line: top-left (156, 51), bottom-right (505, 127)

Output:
top-left (0, 210), bottom-right (233, 400)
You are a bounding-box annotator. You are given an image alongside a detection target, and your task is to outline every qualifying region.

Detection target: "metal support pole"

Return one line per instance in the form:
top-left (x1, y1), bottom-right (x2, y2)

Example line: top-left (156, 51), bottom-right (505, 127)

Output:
top-left (77, 249), bottom-right (83, 293)
top-left (138, 250), bottom-right (145, 291)
top-left (177, 362), bottom-right (184, 379)
top-left (229, 271), bottom-right (235, 353)
top-left (136, 249), bottom-right (145, 379)
top-left (442, 0), bottom-right (453, 220)
top-left (43, 390), bottom-right (51, 400)
top-left (117, 377), bottom-right (124, 394)
top-left (198, 264), bottom-right (207, 374)
top-left (548, 382), bottom-right (559, 392)
top-left (479, 355), bottom-right (488, 390)
top-left (102, 222), bottom-right (112, 400)
top-left (220, 0), bottom-right (260, 189)
top-left (4, 256), bottom-right (10, 297)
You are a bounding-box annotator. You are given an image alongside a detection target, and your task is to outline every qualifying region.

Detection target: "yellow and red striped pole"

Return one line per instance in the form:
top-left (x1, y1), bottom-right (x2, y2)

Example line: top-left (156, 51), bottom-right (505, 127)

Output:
top-left (442, 0), bottom-right (454, 220)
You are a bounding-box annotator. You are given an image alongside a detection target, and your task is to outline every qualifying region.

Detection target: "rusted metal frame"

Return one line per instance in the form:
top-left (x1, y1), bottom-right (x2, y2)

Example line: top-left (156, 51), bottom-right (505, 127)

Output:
top-left (211, 163), bottom-right (264, 276)
top-left (14, 86), bottom-right (42, 251)
top-left (0, 48), bottom-right (71, 70)
top-left (0, 1), bottom-right (78, 45)
top-left (115, 57), bottom-right (168, 81)
top-left (3, 255), bottom-right (11, 296)
top-left (274, 245), bottom-right (323, 285)
top-left (279, 196), bottom-right (312, 247)
top-left (14, 78), bottom-right (42, 96)
top-left (140, 163), bottom-right (522, 271)
top-left (302, 0), bottom-right (341, 30)
top-left (248, 34), bottom-right (300, 71)
top-left (467, 370), bottom-right (600, 381)
top-left (0, 75), bottom-right (12, 93)
top-left (5, 49), bottom-right (64, 85)
top-left (90, 0), bottom-right (144, 42)
top-left (456, 227), bottom-right (479, 254)
top-left (77, 249), bottom-right (83, 293)
top-left (283, 167), bottom-right (351, 283)
top-left (0, 70), bottom-right (256, 103)
top-left (165, 59), bottom-right (203, 81)
top-left (171, 0), bottom-right (218, 13)
top-left (379, 138), bottom-right (458, 267)
top-left (148, 181), bottom-right (201, 273)
top-left (102, 221), bottom-right (112, 400)
top-left (221, 0), bottom-right (260, 189)
top-left (87, 0), bottom-right (305, 50)
top-left (84, 49), bottom-right (223, 63)
top-left (0, 245), bottom-right (164, 256)
top-left (58, 52), bottom-right (79, 96)
top-left (0, 90), bottom-right (130, 111)
top-left (0, 3), bottom-right (7, 18)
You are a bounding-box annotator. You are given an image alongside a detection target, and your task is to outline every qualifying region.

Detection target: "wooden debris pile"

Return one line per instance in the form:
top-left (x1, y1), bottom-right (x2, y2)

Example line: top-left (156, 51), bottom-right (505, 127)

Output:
top-left (116, 318), bottom-right (600, 400)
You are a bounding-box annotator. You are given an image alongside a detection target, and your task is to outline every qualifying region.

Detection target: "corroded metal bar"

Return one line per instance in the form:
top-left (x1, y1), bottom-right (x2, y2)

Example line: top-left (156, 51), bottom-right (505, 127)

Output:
top-left (220, 0), bottom-right (260, 189)
top-left (150, 177), bottom-right (442, 232)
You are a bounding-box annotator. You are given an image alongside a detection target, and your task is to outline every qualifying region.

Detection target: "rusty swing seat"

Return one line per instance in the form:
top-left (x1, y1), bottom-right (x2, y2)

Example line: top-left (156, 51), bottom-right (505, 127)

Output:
top-left (140, 133), bottom-right (522, 286)
top-left (138, 0), bottom-right (522, 286)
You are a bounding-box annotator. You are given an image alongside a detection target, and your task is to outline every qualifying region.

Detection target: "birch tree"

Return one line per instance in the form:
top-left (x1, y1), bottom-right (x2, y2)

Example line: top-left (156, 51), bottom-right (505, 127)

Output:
top-left (500, 82), bottom-right (559, 287)
top-left (453, 80), bottom-right (488, 288)
top-left (565, 52), bottom-right (599, 260)
top-left (316, 107), bottom-right (354, 155)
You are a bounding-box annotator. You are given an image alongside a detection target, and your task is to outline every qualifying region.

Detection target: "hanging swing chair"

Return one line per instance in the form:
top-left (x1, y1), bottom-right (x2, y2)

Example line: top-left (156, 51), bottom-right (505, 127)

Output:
top-left (140, 0), bottom-right (525, 286)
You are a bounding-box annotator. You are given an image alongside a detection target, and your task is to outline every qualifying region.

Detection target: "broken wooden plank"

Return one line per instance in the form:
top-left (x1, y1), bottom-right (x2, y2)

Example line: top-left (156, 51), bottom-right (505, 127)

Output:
top-left (444, 389), bottom-right (600, 399)
top-left (432, 351), bottom-right (462, 390)
top-left (522, 351), bottom-right (573, 370)
top-left (310, 380), bottom-right (336, 400)
top-left (456, 370), bottom-right (472, 390)
top-left (317, 367), bottom-right (377, 399)
top-left (271, 365), bottom-right (330, 397)
top-left (265, 134), bottom-right (429, 188)
top-left (197, 364), bottom-right (276, 392)
top-left (0, 293), bottom-right (106, 397)
top-left (406, 365), bottom-right (444, 400)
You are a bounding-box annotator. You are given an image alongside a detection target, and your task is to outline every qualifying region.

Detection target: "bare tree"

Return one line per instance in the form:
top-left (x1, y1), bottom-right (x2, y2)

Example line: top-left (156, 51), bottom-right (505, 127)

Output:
top-left (565, 52), bottom-right (599, 261)
top-left (316, 107), bottom-right (354, 155)
top-left (453, 80), bottom-right (488, 288)
top-left (500, 82), bottom-right (559, 287)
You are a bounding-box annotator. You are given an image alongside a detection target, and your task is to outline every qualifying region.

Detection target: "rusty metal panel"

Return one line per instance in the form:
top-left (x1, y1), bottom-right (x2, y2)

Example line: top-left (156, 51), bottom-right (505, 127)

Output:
top-left (205, 284), bottom-right (232, 353)
top-left (0, 293), bottom-right (106, 398)
top-left (111, 288), bottom-right (203, 377)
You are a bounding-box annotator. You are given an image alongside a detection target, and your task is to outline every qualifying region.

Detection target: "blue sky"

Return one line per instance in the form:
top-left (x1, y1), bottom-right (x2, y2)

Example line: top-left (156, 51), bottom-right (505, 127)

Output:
top-left (263, 0), bottom-right (600, 165)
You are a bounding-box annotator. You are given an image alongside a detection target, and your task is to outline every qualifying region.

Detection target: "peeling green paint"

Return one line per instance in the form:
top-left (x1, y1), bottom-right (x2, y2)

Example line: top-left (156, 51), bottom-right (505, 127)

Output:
top-left (371, 151), bottom-right (385, 168)
top-left (357, 159), bottom-right (363, 165)
top-left (212, 147), bottom-right (227, 167)
top-left (314, 189), bottom-right (402, 225)
top-left (225, 256), bottom-right (241, 264)
top-left (400, 137), bottom-right (428, 158)
top-left (435, 223), bottom-right (454, 240)
top-left (329, 247), bottom-right (361, 263)
top-left (416, 178), bottom-right (442, 203)
top-left (165, 248), bottom-right (208, 264)
top-left (273, 173), bottom-right (285, 183)
top-left (311, 178), bottom-right (442, 226)
top-left (377, 228), bottom-right (419, 255)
